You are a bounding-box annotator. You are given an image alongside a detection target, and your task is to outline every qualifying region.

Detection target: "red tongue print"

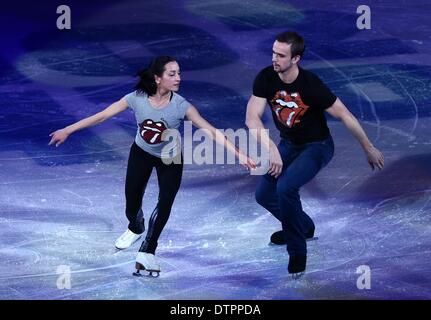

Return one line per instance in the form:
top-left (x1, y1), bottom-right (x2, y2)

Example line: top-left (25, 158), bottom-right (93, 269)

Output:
top-left (139, 119), bottom-right (167, 144)
top-left (270, 91), bottom-right (309, 128)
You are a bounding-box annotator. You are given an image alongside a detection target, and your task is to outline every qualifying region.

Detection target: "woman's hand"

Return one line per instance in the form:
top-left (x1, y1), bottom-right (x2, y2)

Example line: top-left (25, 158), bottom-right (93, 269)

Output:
top-left (49, 128), bottom-right (70, 147)
top-left (237, 151), bottom-right (257, 171)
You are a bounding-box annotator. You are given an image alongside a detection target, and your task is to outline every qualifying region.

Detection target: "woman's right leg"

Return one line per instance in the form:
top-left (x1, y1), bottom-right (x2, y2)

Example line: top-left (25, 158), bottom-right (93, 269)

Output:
top-left (124, 143), bottom-right (154, 234)
top-left (139, 157), bottom-right (183, 254)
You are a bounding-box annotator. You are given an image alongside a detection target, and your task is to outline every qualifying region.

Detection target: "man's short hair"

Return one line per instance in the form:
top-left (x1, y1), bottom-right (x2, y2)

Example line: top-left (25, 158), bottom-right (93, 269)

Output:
top-left (275, 31), bottom-right (305, 58)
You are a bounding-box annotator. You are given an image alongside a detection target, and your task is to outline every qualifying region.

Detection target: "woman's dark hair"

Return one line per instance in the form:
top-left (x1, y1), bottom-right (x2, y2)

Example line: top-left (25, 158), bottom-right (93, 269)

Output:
top-left (275, 31), bottom-right (305, 58)
top-left (135, 56), bottom-right (176, 96)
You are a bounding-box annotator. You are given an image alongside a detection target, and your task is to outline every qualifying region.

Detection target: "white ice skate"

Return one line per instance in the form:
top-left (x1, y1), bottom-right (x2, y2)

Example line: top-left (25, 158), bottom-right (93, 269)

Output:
top-left (133, 252), bottom-right (160, 277)
top-left (114, 229), bottom-right (142, 250)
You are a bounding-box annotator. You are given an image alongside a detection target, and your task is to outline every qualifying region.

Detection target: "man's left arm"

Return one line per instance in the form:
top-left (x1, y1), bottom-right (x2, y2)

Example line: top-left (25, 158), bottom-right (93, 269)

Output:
top-left (326, 98), bottom-right (385, 170)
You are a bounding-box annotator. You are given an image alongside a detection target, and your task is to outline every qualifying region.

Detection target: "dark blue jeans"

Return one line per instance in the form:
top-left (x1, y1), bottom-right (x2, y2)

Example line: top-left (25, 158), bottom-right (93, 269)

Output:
top-left (255, 136), bottom-right (334, 256)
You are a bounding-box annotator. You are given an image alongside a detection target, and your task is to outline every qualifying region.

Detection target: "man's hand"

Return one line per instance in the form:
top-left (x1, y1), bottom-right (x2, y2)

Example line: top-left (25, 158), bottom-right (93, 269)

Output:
top-left (365, 145), bottom-right (384, 170)
top-left (268, 145), bottom-right (283, 178)
top-left (326, 99), bottom-right (385, 171)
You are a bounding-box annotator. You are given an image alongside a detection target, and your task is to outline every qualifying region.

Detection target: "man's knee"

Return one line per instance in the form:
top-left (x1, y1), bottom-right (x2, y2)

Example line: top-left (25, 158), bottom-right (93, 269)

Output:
top-left (255, 189), bottom-right (269, 207)
top-left (276, 183), bottom-right (298, 198)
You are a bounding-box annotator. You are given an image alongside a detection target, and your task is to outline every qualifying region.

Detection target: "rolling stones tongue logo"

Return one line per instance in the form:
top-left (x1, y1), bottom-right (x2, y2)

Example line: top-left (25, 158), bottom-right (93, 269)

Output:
top-left (139, 119), bottom-right (167, 144)
top-left (270, 91), bottom-right (309, 128)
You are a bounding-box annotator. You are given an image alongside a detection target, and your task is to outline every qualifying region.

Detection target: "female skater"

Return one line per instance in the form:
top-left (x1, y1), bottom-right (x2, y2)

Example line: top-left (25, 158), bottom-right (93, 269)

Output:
top-left (49, 56), bottom-right (256, 276)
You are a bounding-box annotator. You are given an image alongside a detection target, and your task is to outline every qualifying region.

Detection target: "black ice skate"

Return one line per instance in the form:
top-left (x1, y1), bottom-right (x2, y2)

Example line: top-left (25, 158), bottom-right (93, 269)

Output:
top-left (288, 254), bottom-right (306, 280)
top-left (270, 227), bottom-right (317, 245)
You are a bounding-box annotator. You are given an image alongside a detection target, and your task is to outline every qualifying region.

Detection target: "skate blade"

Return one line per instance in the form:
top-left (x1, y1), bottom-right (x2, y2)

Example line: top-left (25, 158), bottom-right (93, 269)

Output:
top-left (268, 236), bottom-right (318, 247)
top-left (146, 270), bottom-right (160, 278)
top-left (133, 263), bottom-right (160, 278)
top-left (133, 270), bottom-right (143, 277)
top-left (268, 242), bottom-right (282, 246)
top-left (291, 272), bottom-right (305, 280)
top-left (133, 270), bottom-right (160, 278)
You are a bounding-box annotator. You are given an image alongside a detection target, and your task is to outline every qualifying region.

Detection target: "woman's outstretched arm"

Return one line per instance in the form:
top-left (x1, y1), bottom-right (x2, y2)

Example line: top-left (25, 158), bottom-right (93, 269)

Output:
top-left (186, 105), bottom-right (256, 170)
top-left (49, 97), bottom-right (129, 147)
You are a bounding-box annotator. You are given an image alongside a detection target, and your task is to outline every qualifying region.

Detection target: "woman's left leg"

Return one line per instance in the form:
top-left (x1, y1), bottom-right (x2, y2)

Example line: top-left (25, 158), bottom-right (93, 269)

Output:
top-left (138, 157), bottom-right (183, 254)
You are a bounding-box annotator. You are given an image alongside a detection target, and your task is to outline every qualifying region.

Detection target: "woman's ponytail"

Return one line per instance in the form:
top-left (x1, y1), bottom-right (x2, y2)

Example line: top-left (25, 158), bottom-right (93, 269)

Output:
top-left (135, 67), bottom-right (157, 96)
top-left (134, 56), bottom-right (176, 96)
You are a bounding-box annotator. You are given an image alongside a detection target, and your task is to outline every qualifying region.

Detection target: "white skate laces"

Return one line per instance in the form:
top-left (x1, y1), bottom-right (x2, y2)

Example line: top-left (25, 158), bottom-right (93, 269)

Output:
top-left (133, 252), bottom-right (160, 277)
top-left (114, 229), bottom-right (142, 250)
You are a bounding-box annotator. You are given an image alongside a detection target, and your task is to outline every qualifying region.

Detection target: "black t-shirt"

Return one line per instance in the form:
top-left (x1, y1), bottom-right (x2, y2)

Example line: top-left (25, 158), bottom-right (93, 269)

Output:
top-left (253, 66), bottom-right (337, 144)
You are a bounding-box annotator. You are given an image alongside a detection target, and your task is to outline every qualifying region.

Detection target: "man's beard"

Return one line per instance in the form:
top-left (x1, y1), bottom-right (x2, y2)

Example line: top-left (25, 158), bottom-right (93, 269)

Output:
top-left (275, 64), bottom-right (292, 74)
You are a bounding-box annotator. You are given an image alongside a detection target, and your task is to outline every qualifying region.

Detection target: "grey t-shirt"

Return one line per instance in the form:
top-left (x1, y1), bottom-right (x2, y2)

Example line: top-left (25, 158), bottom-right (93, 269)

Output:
top-left (124, 91), bottom-right (191, 158)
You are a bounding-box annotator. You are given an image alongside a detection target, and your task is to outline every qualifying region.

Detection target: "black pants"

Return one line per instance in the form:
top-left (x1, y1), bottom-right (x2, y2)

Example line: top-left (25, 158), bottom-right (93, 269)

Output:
top-left (125, 142), bottom-right (183, 254)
